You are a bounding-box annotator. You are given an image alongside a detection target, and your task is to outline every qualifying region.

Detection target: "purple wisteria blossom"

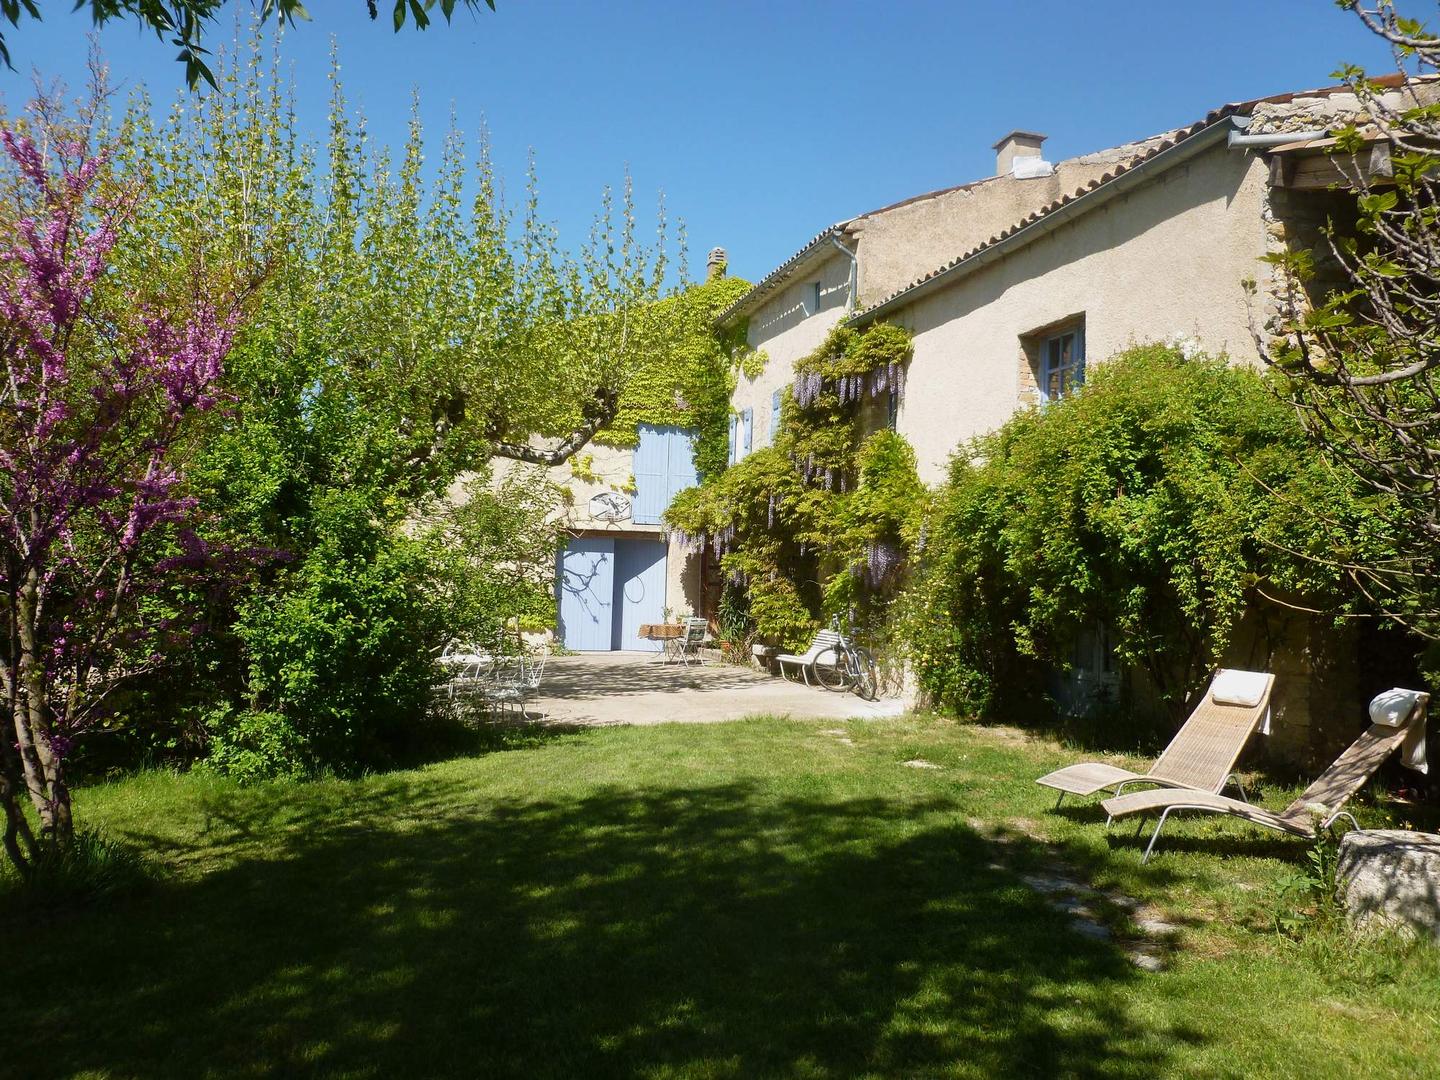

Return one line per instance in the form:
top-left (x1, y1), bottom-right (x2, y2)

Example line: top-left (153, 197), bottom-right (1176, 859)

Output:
top-left (792, 361), bottom-right (907, 413)
top-left (863, 540), bottom-right (903, 590)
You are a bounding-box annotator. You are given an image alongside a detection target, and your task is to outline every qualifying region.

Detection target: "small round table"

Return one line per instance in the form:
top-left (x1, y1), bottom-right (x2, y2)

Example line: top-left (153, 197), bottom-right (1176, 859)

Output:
top-left (639, 623), bottom-right (685, 662)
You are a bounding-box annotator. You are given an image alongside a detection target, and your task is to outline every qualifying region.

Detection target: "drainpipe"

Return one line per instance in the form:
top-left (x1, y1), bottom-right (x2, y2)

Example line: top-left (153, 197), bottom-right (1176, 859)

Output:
top-left (830, 234), bottom-right (858, 312)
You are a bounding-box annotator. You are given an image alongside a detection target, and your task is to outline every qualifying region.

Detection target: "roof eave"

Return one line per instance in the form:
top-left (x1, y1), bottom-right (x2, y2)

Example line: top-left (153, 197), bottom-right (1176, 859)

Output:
top-left (714, 224), bottom-right (849, 327)
top-left (848, 117), bottom-right (1238, 327)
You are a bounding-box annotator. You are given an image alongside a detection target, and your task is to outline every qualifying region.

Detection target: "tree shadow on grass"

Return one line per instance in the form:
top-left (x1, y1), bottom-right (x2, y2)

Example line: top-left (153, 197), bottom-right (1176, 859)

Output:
top-left (4, 781), bottom-right (1193, 1079)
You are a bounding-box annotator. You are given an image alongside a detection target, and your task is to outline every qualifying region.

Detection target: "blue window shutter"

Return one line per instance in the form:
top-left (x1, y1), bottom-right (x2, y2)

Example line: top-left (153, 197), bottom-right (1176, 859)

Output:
top-left (771, 389), bottom-right (782, 442)
top-left (728, 415), bottom-right (737, 465)
top-left (666, 428), bottom-right (698, 509)
top-left (632, 424), bottom-right (669, 525)
top-left (635, 425), bottom-right (698, 525)
top-left (741, 409), bottom-right (753, 458)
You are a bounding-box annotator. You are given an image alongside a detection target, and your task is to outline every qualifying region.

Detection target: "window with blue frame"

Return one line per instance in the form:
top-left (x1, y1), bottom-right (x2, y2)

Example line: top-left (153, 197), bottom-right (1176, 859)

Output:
top-left (1040, 325), bottom-right (1085, 402)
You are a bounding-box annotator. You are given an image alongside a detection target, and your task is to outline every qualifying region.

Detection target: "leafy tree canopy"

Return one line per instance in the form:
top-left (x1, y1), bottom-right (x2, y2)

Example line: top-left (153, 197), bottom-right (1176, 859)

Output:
top-left (0, 1), bottom-right (497, 87)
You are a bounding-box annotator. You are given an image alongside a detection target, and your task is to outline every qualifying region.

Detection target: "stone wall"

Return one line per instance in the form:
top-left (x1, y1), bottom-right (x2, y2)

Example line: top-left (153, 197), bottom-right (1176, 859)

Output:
top-left (1219, 602), bottom-right (1363, 771)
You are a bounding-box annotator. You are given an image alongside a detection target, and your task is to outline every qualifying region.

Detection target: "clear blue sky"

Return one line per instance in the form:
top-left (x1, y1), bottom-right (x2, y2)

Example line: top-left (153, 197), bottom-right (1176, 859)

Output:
top-left (0, 1), bottom-right (1400, 284)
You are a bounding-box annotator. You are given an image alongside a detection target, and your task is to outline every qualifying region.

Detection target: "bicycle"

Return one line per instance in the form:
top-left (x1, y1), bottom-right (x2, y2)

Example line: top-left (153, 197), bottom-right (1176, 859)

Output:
top-left (812, 620), bottom-right (879, 701)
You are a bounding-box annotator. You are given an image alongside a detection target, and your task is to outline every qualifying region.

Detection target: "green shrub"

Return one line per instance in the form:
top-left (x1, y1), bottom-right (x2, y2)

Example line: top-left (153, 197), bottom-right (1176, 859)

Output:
top-left (216, 489), bottom-right (447, 778)
top-left (202, 707), bottom-right (313, 783)
top-left (906, 343), bottom-right (1381, 729)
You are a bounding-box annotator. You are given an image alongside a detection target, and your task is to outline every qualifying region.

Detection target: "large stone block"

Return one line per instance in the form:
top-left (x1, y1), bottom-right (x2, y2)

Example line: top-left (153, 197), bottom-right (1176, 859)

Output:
top-left (1337, 829), bottom-right (1440, 940)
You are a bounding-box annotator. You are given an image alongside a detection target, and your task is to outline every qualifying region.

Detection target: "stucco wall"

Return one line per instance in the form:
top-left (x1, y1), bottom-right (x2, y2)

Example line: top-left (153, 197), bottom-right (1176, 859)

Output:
top-left (731, 253), bottom-right (852, 450)
top-left (730, 136), bottom-right (1176, 442)
top-left (487, 442), bottom-right (652, 534)
top-left (890, 142), bottom-right (1272, 484)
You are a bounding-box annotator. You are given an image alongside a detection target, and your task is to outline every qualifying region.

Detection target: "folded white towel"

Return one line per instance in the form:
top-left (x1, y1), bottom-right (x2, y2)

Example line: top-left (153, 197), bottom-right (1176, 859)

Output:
top-left (1369, 688), bottom-right (1429, 774)
top-left (1211, 669), bottom-right (1270, 709)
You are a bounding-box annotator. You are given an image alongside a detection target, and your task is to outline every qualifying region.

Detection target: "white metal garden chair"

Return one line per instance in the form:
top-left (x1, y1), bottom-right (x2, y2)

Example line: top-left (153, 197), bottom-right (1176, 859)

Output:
top-left (669, 617), bottom-right (709, 666)
top-left (479, 648), bottom-right (548, 720)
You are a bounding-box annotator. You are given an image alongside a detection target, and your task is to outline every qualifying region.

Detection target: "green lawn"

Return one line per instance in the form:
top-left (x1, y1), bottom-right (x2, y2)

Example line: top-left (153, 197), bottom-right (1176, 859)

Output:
top-left (4, 715), bottom-right (1438, 1079)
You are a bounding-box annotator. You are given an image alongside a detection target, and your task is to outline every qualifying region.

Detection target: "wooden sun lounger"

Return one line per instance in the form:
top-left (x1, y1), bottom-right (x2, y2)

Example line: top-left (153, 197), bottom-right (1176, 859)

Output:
top-left (1037, 670), bottom-right (1275, 808)
top-left (1101, 692), bottom-right (1430, 863)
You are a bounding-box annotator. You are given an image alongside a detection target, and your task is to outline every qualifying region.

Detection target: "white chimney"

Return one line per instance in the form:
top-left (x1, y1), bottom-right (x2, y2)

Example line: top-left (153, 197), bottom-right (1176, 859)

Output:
top-left (993, 130), bottom-right (1051, 177)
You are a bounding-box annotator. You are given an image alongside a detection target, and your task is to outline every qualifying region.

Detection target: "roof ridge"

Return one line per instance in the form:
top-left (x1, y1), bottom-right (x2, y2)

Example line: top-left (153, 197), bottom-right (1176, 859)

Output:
top-left (850, 75), bottom-right (1432, 321)
top-left (849, 115), bottom-right (1226, 321)
top-left (718, 75), bottom-right (1430, 329)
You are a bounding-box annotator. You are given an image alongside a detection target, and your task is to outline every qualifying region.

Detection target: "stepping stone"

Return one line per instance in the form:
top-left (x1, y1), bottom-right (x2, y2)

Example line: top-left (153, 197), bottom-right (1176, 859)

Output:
top-left (1133, 913), bottom-right (1180, 938)
top-left (1127, 946), bottom-right (1166, 972)
top-left (1068, 917), bottom-right (1111, 941)
top-left (900, 758), bottom-right (939, 769)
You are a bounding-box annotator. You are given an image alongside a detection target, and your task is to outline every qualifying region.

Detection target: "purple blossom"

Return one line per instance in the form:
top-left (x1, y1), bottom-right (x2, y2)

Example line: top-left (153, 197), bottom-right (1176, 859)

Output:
top-left (863, 540), bottom-right (903, 589)
top-left (0, 112), bottom-right (243, 844)
top-left (793, 370), bottom-right (824, 409)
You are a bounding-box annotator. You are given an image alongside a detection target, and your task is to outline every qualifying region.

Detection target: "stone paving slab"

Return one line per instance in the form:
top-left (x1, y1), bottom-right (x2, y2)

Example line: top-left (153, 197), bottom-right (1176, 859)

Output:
top-left (528, 651), bottom-right (905, 727)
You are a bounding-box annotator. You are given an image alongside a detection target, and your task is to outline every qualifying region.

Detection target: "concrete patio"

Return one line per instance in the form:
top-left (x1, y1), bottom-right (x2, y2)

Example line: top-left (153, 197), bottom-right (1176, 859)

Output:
top-left (529, 652), bottom-right (905, 726)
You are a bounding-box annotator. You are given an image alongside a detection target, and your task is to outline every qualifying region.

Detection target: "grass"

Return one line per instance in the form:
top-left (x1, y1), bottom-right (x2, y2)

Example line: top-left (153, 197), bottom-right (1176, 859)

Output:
top-left (4, 714), bottom-right (1439, 1079)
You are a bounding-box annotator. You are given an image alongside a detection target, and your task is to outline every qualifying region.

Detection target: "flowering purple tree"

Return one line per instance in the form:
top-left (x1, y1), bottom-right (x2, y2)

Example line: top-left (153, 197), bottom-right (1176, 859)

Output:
top-left (0, 110), bottom-right (241, 875)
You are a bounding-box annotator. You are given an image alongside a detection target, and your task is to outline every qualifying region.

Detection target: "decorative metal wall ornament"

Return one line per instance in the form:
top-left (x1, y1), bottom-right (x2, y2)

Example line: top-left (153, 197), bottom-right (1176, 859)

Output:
top-left (588, 491), bottom-right (632, 522)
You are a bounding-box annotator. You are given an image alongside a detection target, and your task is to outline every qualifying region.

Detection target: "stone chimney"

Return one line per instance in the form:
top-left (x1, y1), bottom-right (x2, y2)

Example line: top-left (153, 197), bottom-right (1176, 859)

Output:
top-left (993, 130), bottom-right (1048, 176)
top-left (706, 246), bottom-right (728, 280)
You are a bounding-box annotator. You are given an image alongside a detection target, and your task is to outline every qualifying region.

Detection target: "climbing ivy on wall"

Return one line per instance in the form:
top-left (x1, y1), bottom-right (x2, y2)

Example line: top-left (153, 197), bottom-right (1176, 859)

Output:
top-left (665, 322), bottom-right (924, 649)
top-left (593, 274), bottom-right (751, 482)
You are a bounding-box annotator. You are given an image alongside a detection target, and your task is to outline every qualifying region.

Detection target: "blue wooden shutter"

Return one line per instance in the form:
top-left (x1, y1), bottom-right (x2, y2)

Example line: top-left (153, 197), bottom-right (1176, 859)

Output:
top-left (727, 415), bottom-right (737, 465)
top-left (771, 389), bottom-right (781, 443)
top-left (666, 428), bottom-right (698, 508)
top-left (741, 409), bottom-right (753, 459)
top-left (634, 425), bottom-right (698, 526)
top-left (632, 424), bottom-right (669, 525)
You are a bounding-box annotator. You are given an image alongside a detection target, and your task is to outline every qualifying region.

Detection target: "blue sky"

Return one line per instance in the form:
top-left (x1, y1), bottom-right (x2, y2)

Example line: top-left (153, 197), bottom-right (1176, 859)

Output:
top-left (0, 1), bottom-right (1400, 284)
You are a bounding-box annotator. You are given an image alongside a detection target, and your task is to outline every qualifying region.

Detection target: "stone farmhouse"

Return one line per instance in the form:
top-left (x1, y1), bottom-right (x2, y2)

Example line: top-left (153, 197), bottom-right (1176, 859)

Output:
top-left (704, 77), bottom-right (1420, 764)
top-left (537, 76), bottom-right (1417, 763)
top-left (721, 78), bottom-right (1414, 481)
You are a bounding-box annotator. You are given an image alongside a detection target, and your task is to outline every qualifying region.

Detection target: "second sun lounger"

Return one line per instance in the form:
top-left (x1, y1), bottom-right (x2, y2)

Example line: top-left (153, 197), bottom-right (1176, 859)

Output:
top-left (1101, 690), bottom-right (1429, 862)
top-left (1036, 669), bottom-right (1275, 808)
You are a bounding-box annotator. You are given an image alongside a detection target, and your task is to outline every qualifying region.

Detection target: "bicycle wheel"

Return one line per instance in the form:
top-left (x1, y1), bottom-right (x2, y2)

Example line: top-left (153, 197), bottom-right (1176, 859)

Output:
top-left (812, 647), bottom-right (852, 691)
top-left (851, 647), bottom-right (879, 701)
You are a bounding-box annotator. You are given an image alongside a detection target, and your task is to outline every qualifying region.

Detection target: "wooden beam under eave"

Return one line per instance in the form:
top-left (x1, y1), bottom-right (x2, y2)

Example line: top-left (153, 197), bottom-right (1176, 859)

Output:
top-left (1268, 144), bottom-right (1395, 190)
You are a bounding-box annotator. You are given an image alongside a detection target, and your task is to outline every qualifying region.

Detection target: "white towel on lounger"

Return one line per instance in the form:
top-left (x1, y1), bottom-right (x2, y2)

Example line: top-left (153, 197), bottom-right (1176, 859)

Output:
top-left (1369, 688), bottom-right (1429, 774)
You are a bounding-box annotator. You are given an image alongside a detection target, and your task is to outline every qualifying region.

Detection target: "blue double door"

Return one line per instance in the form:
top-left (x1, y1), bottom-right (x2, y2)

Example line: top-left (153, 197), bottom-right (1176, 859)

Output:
top-left (557, 535), bottom-right (668, 651)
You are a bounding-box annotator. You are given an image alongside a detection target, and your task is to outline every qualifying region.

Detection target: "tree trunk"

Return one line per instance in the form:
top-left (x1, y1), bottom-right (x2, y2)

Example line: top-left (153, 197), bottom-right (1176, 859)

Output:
top-left (13, 569), bottom-right (71, 846)
top-left (0, 762), bottom-right (37, 874)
